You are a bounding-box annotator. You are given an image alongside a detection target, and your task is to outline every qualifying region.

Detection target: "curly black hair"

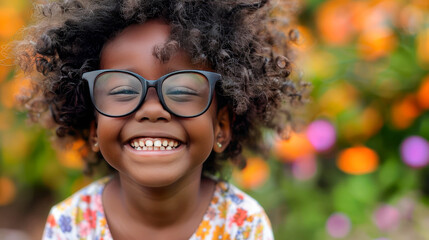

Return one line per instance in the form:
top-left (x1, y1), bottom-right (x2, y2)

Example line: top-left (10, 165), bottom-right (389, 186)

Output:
top-left (15, 0), bottom-right (304, 176)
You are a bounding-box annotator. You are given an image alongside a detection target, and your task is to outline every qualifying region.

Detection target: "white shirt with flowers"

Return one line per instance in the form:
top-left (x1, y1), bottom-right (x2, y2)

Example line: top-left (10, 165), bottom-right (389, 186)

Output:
top-left (42, 176), bottom-right (274, 240)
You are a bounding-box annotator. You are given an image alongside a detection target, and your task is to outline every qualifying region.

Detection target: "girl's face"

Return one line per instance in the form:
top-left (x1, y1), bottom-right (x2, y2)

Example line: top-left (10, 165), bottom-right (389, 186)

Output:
top-left (90, 20), bottom-right (230, 187)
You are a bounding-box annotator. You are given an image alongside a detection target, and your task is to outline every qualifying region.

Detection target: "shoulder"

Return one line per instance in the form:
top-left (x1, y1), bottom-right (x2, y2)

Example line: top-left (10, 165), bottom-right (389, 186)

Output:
top-left (216, 181), bottom-right (266, 216)
top-left (49, 176), bottom-right (109, 216)
top-left (206, 181), bottom-right (274, 240)
top-left (42, 176), bottom-right (112, 240)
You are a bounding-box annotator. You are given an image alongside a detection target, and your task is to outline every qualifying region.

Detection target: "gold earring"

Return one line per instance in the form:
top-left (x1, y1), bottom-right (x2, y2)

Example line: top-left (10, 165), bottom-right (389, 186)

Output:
top-left (217, 142), bottom-right (222, 148)
top-left (94, 142), bottom-right (98, 147)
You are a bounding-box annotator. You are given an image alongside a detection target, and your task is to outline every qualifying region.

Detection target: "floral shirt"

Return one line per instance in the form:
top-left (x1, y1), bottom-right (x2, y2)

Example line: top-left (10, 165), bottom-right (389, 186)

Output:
top-left (43, 177), bottom-right (274, 240)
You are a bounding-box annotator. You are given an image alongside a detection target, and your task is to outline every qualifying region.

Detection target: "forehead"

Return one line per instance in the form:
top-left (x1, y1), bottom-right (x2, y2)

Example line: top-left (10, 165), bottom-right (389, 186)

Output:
top-left (99, 19), bottom-right (211, 75)
top-left (100, 20), bottom-right (171, 70)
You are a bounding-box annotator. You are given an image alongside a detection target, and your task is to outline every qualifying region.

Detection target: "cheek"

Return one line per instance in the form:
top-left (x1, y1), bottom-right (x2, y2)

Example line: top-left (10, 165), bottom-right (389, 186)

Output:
top-left (96, 117), bottom-right (124, 160)
top-left (184, 108), bottom-right (218, 161)
top-left (187, 121), bottom-right (216, 164)
top-left (97, 118), bottom-right (119, 141)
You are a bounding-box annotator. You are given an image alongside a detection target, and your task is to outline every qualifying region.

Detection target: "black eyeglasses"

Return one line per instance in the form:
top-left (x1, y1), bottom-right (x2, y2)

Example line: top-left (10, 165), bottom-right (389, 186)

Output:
top-left (82, 69), bottom-right (221, 118)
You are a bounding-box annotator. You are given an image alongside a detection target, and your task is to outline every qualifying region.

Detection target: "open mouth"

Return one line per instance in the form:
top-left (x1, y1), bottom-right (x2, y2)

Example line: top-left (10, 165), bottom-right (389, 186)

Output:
top-left (129, 137), bottom-right (181, 151)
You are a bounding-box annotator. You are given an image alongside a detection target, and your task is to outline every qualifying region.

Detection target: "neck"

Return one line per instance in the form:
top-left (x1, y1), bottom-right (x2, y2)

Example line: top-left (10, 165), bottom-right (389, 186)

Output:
top-left (110, 170), bottom-right (213, 228)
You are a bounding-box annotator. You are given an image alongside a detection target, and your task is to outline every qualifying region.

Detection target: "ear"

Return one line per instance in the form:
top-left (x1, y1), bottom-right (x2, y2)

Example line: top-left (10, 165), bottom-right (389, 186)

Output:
top-left (89, 121), bottom-right (100, 152)
top-left (213, 106), bottom-right (232, 153)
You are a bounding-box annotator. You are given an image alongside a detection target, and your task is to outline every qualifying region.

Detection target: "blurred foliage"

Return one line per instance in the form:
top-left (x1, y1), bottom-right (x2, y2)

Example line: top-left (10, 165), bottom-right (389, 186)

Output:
top-left (1, 0), bottom-right (429, 239)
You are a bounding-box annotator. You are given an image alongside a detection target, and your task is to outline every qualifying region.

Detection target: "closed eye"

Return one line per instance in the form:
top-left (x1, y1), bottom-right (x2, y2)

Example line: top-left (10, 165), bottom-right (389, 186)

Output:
top-left (165, 88), bottom-right (199, 96)
top-left (109, 86), bottom-right (140, 95)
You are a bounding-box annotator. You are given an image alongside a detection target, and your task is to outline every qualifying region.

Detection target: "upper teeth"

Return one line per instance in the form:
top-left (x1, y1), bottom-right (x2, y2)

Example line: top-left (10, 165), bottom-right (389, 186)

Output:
top-left (130, 138), bottom-right (180, 150)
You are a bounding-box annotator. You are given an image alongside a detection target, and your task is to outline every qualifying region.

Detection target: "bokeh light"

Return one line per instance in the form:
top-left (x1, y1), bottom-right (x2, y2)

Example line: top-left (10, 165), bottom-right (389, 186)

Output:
top-left (390, 95), bottom-right (421, 130)
top-left (358, 28), bottom-right (397, 61)
top-left (306, 119), bottom-right (336, 152)
top-left (373, 204), bottom-right (400, 231)
top-left (400, 136), bottom-right (429, 168)
top-left (337, 146), bottom-right (379, 175)
top-left (291, 154), bottom-right (317, 181)
top-left (0, 177), bottom-right (16, 206)
top-left (233, 157), bottom-right (270, 190)
top-left (58, 140), bottom-right (89, 169)
top-left (318, 82), bottom-right (359, 117)
top-left (316, 0), bottom-right (359, 45)
top-left (275, 132), bottom-right (314, 161)
top-left (0, 7), bottom-right (25, 39)
top-left (326, 213), bottom-right (351, 238)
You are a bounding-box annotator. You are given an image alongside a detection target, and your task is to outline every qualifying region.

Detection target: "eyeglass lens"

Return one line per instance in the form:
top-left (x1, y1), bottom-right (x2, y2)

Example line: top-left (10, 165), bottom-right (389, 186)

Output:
top-left (92, 72), bottom-right (211, 117)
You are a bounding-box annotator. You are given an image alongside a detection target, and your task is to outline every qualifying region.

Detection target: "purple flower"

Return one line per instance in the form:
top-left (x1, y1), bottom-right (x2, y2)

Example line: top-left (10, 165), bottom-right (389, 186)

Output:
top-left (400, 136), bottom-right (429, 168)
top-left (46, 227), bottom-right (53, 238)
top-left (229, 193), bottom-right (243, 205)
top-left (59, 215), bottom-right (73, 233)
top-left (326, 213), bottom-right (351, 238)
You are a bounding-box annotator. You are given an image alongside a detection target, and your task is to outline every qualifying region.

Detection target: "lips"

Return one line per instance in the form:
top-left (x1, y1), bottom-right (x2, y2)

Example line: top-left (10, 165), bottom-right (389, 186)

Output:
top-left (129, 137), bottom-right (181, 151)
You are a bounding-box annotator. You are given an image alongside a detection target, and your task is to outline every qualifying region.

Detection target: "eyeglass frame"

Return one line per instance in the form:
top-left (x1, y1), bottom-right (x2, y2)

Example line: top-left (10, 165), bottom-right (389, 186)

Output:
top-left (82, 69), bottom-right (222, 118)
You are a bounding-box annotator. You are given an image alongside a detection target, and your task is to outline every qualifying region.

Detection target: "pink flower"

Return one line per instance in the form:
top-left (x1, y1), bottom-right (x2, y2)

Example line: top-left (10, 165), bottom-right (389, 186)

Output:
top-left (83, 209), bottom-right (97, 229)
top-left (94, 194), bottom-right (103, 212)
top-left (78, 221), bottom-right (90, 237)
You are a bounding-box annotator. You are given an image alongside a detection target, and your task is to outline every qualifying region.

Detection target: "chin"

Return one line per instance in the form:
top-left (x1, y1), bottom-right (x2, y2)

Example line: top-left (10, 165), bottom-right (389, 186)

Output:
top-left (127, 170), bottom-right (187, 188)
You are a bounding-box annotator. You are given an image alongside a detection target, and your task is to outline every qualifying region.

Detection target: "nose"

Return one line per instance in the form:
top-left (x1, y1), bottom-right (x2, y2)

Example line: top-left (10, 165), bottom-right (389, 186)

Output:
top-left (134, 87), bottom-right (172, 122)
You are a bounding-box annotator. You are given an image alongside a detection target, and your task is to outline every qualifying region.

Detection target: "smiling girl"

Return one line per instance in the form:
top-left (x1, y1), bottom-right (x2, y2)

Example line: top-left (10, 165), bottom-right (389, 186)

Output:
top-left (16, 0), bottom-right (300, 239)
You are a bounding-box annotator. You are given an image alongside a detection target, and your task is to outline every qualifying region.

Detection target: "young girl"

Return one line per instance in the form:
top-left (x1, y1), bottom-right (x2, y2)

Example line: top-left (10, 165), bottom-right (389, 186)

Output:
top-left (16, 0), bottom-right (300, 239)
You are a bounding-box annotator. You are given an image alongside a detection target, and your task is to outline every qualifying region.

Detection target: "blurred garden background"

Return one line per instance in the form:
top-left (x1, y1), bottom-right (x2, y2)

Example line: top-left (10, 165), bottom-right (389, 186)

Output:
top-left (1, 0), bottom-right (429, 239)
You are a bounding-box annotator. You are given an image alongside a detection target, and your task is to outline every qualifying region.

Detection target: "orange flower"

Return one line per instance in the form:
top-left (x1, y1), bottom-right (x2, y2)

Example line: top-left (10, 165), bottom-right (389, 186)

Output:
top-left (211, 224), bottom-right (226, 240)
top-left (47, 214), bottom-right (57, 227)
top-left (99, 218), bottom-right (107, 227)
top-left (275, 132), bottom-right (314, 161)
top-left (417, 75), bottom-right (429, 109)
top-left (195, 220), bottom-right (212, 238)
top-left (233, 157), bottom-right (269, 190)
top-left (337, 146), bottom-right (379, 175)
top-left (218, 202), bottom-right (228, 219)
top-left (242, 226), bottom-right (252, 238)
top-left (390, 95), bottom-right (421, 129)
top-left (255, 222), bottom-right (264, 240)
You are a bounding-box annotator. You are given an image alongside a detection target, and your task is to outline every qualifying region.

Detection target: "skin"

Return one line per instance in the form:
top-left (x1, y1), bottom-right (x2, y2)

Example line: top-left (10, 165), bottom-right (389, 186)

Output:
top-left (89, 20), bottom-right (232, 239)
